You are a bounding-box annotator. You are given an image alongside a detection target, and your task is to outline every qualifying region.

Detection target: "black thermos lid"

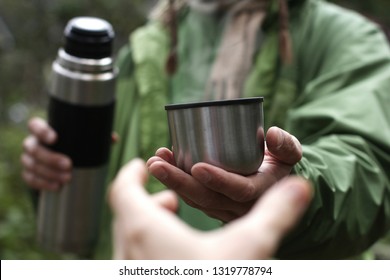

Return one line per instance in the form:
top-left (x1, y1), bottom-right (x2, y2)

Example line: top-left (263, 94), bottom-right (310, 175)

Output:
top-left (64, 17), bottom-right (114, 59)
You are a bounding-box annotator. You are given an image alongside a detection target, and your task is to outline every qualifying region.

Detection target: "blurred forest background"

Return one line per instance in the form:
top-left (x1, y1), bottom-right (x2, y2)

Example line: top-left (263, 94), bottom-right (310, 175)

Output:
top-left (1, 0), bottom-right (390, 259)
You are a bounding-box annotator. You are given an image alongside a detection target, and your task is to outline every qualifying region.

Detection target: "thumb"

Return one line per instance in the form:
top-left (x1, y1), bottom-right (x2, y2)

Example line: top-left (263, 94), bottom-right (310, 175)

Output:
top-left (246, 176), bottom-right (312, 258)
top-left (214, 176), bottom-right (312, 259)
top-left (266, 126), bottom-right (302, 165)
top-left (108, 158), bottom-right (149, 217)
top-left (249, 176), bottom-right (312, 232)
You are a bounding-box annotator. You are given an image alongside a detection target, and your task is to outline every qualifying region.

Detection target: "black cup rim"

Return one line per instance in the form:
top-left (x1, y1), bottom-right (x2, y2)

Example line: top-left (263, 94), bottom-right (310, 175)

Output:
top-left (165, 97), bottom-right (264, 110)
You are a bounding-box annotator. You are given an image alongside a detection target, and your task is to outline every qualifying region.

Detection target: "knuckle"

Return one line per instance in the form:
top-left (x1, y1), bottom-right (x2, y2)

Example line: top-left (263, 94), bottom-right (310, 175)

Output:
top-left (22, 136), bottom-right (33, 152)
top-left (34, 164), bottom-right (50, 179)
top-left (26, 139), bottom-right (39, 157)
top-left (24, 164), bottom-right (62, 190)
top-left (234, 182), bottom-right (257, 202)
top-left (29, 117), bottom-right (45, 134)
top-left (37, 163), bottom-right (66, 183)
top-left (21, 154), bottom-right (34, 169)
top-left (27, 118), bottom-right (37, 132)
top-left (22, 171), bottom-right (45, 190)
top-left (46, 154), bottom-right (61, 167)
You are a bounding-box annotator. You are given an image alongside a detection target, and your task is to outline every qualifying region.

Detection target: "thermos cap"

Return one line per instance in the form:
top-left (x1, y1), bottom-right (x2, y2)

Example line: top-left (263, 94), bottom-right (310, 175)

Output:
top-left (64, 17), bottom-right (114, 59)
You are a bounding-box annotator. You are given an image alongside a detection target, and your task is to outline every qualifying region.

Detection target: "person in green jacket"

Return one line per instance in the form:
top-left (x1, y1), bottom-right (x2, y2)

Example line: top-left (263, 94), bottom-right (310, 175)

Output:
top-left (21, 0), bottom-right (390, 259)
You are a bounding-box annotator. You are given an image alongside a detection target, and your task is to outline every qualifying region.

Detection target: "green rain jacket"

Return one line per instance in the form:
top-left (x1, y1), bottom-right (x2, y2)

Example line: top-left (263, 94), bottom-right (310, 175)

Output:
top-left (98, 0), bottom-right (390, 259)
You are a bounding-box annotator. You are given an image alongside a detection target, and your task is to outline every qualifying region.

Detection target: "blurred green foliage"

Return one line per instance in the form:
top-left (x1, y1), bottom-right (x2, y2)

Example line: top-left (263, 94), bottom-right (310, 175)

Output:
top-left (0, 0), bottom-right (389, 260)
top-left (0, 0), bottom-right (147, 120)
top-left (0, 123), bottom-right (59, 259)
top-left (0, 125), bottom-right (32, 259)
top-left (0, 0), bottom-right (148, 259)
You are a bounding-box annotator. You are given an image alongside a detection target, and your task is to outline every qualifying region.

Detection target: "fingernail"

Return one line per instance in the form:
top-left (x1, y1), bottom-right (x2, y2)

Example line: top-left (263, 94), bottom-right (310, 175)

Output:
top-left (277, 129), bottom-right (285, 149)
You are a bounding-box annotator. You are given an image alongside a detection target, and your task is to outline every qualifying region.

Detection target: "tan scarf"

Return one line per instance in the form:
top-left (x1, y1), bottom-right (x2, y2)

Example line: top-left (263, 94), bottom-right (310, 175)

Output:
top-left (205, 0), bottom-right (269, 100)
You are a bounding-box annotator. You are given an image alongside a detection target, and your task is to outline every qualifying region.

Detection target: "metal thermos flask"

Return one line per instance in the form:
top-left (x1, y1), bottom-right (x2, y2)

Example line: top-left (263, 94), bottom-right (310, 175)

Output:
top-left (37, 17), bottom-right (117, 257)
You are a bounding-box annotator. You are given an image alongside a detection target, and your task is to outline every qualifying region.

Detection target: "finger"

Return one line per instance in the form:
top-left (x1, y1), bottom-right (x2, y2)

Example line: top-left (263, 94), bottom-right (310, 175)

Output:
top-left (146, 147), bottom-right (176, 167)
top-left (28, 117), bottom-right (57, 145)
top-left (146, 155), bottom-right (167, 169)
top-left (155, 147), bottom-right (174, 160)
top-left (21, 154), bottom-right (71, 184)
top-left (248, 177), bottom-right (312, 257)
top-left (110, 160), bottom-right (201, 259)
top-left (148, 160), bottom-right (236, 211)
top-left (109, 159), bottom-right (152, 260)
top-left (22, 170), bottom-right (61, 191)
top-left (249, 176), bottom-right (312, 230)
top-left (23, 136), bottom-right (72, 171)
top-left (191, 163), bottom-right (270, 202)
top-left (219, 176), bottom-right (312, 259)
top-left (152, 190), bottom-right (179, 213)
top-left (265, 126), bottom-right (302, 165)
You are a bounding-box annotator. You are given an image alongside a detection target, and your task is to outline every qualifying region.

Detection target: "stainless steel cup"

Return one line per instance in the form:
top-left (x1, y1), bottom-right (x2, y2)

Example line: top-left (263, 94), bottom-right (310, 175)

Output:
top-left (165, 97), bottom-right (264, 175)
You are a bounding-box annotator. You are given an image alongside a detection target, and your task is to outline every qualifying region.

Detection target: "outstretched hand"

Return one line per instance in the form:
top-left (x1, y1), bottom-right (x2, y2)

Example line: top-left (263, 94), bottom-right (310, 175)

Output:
top-left (109, 158), bottom-right (311, 260)
top-left (146, 126), bottom-right (302, 222)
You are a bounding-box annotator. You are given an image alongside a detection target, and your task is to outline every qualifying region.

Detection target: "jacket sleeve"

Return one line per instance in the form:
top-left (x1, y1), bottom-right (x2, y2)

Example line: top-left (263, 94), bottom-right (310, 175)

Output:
top-left (277, 1), bottom-right (390, 259)
top-left (107, 43), bottom-right (141, 184)
top-left (108, 22), bottom-right (170, 189)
